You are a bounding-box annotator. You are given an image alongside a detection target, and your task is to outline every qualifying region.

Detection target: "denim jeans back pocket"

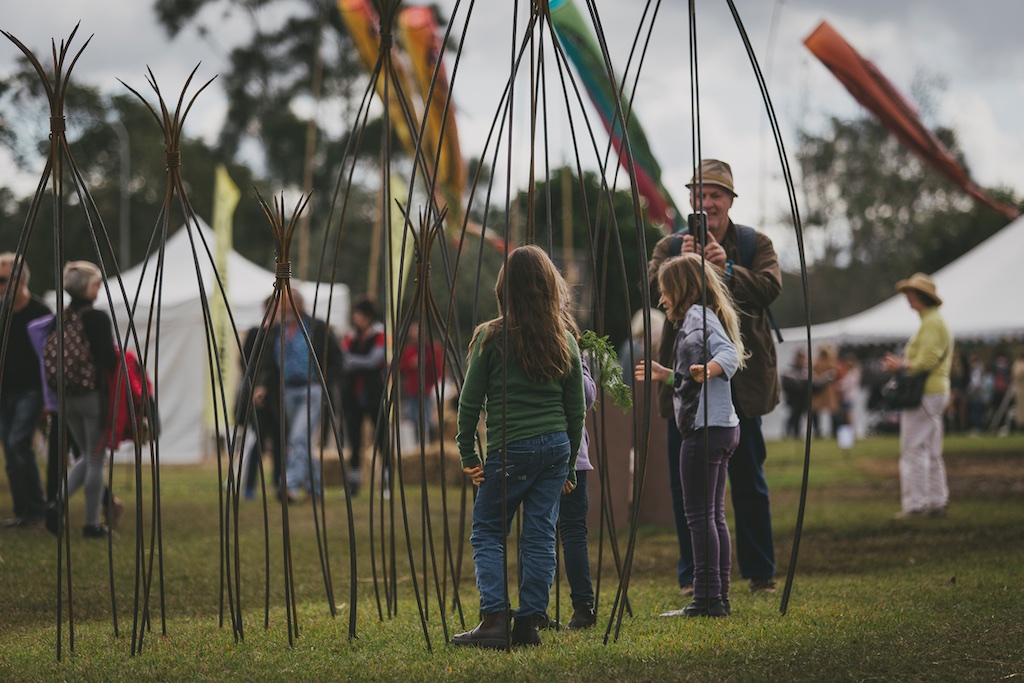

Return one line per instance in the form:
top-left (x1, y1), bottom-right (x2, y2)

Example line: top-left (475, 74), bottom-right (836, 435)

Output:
top-left (485, 446), bottom-right (533, 481)
top-left (542, 432), bottom-right (570, 472)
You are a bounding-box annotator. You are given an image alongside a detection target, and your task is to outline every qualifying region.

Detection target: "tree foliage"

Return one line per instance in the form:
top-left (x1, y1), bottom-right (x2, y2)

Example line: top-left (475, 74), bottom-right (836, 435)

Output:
top-left (772, 111), bottom-right (1020, 327)
top-left (0, 62), bottom-right (269, 292)
top-left (153, 0), bottom-right (366, 191)
top-left (523, 167), bottom-right (663, 349)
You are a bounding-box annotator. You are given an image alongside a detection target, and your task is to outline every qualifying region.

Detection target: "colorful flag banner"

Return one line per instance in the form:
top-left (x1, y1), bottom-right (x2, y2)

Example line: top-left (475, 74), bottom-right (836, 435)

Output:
top-left (398, 5), bottom-right (467, 228)
top-left (338, 0), bottom-right (421, 161)
top-left (549, 0), bottom-right (681, 229)
top-left (804, 20), bottom-right (1019, 221)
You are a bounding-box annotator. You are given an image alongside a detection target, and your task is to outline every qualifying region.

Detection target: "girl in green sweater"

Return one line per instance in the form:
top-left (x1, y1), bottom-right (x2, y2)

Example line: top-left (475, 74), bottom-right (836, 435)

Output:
top-left (452, 245), bottom-right (585, 649)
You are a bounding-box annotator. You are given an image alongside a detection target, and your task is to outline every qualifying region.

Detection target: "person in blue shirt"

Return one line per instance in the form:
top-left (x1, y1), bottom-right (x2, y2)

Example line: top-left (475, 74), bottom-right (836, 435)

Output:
top-left (255, 289), bottom-right (343, 503)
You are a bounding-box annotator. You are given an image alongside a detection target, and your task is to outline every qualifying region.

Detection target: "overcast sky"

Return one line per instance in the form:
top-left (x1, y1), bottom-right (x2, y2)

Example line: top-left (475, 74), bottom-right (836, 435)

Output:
top-left (3, 0), bottom-right (1022, 258)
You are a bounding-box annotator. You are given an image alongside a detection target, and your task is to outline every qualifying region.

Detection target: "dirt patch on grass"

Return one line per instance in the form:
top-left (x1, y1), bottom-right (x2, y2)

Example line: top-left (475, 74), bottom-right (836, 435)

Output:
top-left (856, 450), bottom-right (1024, 496)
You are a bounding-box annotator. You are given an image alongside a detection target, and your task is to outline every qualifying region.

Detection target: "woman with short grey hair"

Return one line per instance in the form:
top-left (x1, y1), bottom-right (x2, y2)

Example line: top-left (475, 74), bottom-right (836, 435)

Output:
top-left (62, 260), bottom-right (102, 299)
top-left (45, 261), bottom-right (120, 538)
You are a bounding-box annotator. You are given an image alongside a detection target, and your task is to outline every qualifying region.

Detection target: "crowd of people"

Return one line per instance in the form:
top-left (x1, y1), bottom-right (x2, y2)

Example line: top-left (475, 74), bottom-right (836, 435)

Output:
top-left (781, 345), bottom-right (862, 444)
top-left (780, 341), bottom-right (1023, 442)
top-left (0, 255), bottom-right (133, 537)
top-left (1, 252), bottom-right (448, 534)
top-left (5, 157), bottom-right (1022, 651)
top-left (948, 349), bottom-right (1024, 434)
top-left (239, 291), bottom-right (447, 501)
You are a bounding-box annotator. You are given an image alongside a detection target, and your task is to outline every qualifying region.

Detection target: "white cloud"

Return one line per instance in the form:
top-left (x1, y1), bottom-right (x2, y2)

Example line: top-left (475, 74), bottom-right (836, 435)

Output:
top-left (944, 91), bottom-right (1024, 191)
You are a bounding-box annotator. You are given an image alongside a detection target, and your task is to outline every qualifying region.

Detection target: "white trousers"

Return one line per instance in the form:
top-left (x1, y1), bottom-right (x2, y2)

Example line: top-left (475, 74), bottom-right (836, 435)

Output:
top-left (898, 393), bottom-right (949, 513)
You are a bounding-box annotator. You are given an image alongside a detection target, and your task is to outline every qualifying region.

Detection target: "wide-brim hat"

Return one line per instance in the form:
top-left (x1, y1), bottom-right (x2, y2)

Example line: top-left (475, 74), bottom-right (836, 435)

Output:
top-left (685, 158), bottom-right (737, 197)
top-left (895, 272), bottom-right (942, 306)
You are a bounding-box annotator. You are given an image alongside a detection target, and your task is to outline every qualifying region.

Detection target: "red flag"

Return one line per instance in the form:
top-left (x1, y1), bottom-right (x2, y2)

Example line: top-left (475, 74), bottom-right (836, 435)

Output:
top-left (804, 20), bottom-right (1019, 220)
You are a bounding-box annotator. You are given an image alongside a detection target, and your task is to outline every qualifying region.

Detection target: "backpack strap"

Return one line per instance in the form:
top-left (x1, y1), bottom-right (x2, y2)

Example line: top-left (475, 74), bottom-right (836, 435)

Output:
top-left (669, 233), bottom-right (684, 258)
top-left (734, 224), bottom-right (783, 342)
top-left (735, 224), bottom-right (757, 269)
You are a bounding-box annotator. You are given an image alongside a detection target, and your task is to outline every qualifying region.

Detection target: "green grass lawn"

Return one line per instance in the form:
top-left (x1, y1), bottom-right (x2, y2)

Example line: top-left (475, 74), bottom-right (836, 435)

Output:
top-left (1, 434), bottom-right (1022, 682)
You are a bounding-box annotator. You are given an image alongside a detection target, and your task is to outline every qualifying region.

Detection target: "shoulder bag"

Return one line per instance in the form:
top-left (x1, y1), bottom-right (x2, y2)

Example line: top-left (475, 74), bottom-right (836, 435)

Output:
top-left (880, 343), bottom-right (950, 410)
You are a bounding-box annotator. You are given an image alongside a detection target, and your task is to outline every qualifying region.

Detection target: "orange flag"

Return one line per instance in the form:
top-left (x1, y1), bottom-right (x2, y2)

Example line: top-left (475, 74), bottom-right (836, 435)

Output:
top-left (398, 6), bottom-right (466, 217)
top-left (804, 20), bottom-right (1019, 220)
top-left (338, 0), bottom-right (420, 156)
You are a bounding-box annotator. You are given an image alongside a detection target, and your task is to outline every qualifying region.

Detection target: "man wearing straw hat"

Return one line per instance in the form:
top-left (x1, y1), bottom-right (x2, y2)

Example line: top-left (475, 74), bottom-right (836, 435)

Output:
top-left (882, 273), bottom-right (953, 519)
top-left (646, 159), bottom-right (782, 597)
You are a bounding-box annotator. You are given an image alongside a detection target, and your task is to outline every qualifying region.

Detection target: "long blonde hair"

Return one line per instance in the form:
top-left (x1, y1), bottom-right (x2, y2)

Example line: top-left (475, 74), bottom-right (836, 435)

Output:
top-left (658, 253), bottom-right (747, 368)
top-left (557, 272), bottom-right (580, 341)
top-left (470, 245), bottom-right (572, 383)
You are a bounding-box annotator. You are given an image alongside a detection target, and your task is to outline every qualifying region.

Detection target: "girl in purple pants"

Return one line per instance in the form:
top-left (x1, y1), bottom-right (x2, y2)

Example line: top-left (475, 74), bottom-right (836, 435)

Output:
top-left (636, 253), bottom-right (746, 617)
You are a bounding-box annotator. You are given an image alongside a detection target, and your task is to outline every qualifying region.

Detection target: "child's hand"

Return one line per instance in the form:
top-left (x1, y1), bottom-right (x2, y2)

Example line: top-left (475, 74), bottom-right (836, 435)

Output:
top-left (562, 480), bottom-right (575, 495)
top-left (635, 360), bottom-right (669, 384)
top-left (689, 363), bottom-right (707, 383)
top-left (690, 360), bottom-right (722, 383)
top-left (463, 464), bottom-right (485, 486)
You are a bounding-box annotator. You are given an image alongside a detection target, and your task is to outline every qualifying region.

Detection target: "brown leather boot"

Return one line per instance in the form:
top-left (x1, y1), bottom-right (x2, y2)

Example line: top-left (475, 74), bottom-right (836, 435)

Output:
top-left (451, 610), bottom-right (509, 649)
top-left (510, 614), bottom-right (542, 647)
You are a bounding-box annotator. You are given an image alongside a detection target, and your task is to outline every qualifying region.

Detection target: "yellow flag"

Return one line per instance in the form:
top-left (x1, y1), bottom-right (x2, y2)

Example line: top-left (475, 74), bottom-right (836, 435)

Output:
top-left (385, 174), bottom-right (412, 364)
top-left (206, 165), bottom-right (241, 429)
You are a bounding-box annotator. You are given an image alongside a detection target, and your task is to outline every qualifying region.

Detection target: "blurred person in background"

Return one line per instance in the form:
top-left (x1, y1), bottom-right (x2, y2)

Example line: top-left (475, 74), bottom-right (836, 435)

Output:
top-left (0, 253), bottom-right (50, 528)
top-left (45, 261), bottom-right (120, 538)
top-left (882, 273), bottom-right (952, 519)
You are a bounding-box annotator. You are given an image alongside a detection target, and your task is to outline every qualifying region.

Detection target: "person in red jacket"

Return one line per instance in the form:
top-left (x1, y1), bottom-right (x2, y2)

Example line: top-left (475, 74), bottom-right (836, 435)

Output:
top-left (340, 295), bottom-right (387, 495)
top-left (398, 319), bottom-right (444, 446)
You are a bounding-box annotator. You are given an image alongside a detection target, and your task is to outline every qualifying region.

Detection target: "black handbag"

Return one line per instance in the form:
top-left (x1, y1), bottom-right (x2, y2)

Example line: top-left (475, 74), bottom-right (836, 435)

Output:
top-left (880, 342), bottom-right (950, 410)
top-left (880, 372), bottom-right (928, 410)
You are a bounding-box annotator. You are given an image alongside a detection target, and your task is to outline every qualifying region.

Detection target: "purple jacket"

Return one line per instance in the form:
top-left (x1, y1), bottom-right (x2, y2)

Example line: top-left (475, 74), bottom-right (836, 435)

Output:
top-left (26, 314), bottom-right (57, 412)
top-left (575, 356), bottom-right (597, 471)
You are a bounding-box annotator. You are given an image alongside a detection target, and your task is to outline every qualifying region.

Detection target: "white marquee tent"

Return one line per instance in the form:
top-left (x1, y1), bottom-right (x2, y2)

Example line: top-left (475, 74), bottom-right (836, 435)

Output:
top-left (780, 213), bottom-right (1024, 347)
top-left (101, 222), bottom-right (349, 464)
top-left (765, 215), bottom-right (1024, 439)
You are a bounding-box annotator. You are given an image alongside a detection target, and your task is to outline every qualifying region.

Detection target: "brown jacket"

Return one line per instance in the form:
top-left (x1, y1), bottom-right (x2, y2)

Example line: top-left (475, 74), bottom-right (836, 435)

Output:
top-left (648, 222), bottom-right (782, 419)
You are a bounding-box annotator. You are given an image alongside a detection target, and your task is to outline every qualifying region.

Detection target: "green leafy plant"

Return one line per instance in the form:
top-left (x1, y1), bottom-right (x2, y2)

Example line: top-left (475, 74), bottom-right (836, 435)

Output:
top-left (578, 330), bottom-right (632, 411)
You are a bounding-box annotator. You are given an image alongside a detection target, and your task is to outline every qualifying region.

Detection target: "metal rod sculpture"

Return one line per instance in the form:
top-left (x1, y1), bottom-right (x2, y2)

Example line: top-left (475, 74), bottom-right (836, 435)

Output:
top-left (0, 0), bottom-right (815, 659)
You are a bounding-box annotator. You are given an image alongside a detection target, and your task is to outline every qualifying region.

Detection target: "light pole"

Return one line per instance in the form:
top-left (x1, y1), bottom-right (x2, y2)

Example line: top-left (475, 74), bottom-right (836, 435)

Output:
top-left (74, 114), bottom-right (131, 267)
top-left (111, 118), bottom-right (130, 268)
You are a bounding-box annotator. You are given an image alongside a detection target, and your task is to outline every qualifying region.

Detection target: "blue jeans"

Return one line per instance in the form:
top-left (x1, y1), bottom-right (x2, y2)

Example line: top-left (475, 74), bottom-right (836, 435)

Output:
top-left (401, 393), bottom-right (437, 445)
top-left (729, 417), bottom-right (776, 580)
top-left (681, 427), bottom-right (739, 601)
top-left (283, 384), bottom-right (323, 496)
top-left (0, 389), bottom-right (45, 520)
top-left (557, 469), bottom-right (594, 609)
top-left (471, 431), bottom-right (569, 617)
